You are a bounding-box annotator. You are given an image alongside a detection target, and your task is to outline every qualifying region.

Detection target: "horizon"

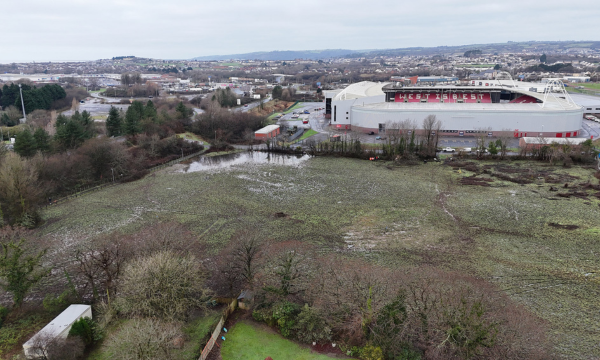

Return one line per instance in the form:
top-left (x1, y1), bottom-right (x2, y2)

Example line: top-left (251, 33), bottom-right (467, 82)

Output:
top-left (3, 0), bottom-right (599, 62)
top-left (2, 39), bottom-right (600, 64)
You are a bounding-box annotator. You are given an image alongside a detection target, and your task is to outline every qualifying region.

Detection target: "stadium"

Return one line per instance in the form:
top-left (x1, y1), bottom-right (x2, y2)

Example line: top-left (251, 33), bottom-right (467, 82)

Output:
top-left (324, 75), bottom-right (584, 138)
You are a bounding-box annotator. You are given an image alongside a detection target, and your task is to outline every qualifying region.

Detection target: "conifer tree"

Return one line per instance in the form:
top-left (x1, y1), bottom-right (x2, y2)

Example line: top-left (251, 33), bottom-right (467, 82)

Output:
top-left (106, 106), bottom-right (123, 137)
top-left (33, 127), bottom-right (51, 153)
top-left (14, 129), bottom-right (37, 157)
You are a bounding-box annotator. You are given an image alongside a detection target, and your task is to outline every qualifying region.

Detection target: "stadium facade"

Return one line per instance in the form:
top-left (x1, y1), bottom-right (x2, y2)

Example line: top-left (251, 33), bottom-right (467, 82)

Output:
top-left (324, 76), bottom-right (583, 138)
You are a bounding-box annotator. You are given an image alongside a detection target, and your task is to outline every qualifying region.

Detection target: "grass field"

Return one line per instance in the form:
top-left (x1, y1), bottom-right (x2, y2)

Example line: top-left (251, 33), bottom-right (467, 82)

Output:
top-left (297, 129), bottom-right (318, 141)
top-left (579, 83), bottom-right (600, 90)
top-left (283, 103), bottom-right (303, 114)
top-left (37, 156), bottom-right (600, 359)
top-left (221, 321), bottom-right (342, 360)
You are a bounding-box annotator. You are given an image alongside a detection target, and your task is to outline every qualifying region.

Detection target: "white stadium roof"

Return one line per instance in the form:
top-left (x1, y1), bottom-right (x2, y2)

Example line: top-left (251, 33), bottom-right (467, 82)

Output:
top-left (333, 81), bottom-right (388, 101)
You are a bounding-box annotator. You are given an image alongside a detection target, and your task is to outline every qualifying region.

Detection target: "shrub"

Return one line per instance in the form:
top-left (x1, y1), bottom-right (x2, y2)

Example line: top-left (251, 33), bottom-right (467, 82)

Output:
top-left (0, 305), bottom-right (8, 327)
top-left (252, 301), bottom-right (301, 337)
top-left (272, 301), bottom-right (301, 338)
top-left (68, 317), bottom-right (97, 346)
top-left (360, 345), bottom-right (384, 360)
top-left (103, 318), bottom-right (181, 360)
top-left (293, 304), bottom-right (332, 344)
top-left (43, 289), bottom-right (76, 314)
top-left (117, 251), bottom-right (210, 321)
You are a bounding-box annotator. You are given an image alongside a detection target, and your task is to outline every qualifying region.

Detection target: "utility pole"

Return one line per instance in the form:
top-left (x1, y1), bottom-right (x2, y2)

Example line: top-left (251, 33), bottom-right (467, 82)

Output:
top-left (18, 84), bottom-right (27, 123)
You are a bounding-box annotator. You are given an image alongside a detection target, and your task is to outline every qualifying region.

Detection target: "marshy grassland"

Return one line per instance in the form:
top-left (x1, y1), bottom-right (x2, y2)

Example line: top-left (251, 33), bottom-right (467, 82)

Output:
top-left (39, 155), bottom-right (600, 359)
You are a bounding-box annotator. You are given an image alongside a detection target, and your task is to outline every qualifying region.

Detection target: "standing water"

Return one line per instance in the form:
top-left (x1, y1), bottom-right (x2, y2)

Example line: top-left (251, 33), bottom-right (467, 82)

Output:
top-left (179, 151), bottom-right (310, 173)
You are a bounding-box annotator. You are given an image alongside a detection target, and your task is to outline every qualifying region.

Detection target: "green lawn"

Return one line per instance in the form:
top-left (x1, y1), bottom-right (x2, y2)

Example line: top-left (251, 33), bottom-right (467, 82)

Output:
top-left (221, 321), bottom-right (344, 360)
top-left (297, 129), bottom-right (318, 141)
top-left (283, 103), bottom-right (303, 114)
top-left (579, 83), bottom-right (600, 90)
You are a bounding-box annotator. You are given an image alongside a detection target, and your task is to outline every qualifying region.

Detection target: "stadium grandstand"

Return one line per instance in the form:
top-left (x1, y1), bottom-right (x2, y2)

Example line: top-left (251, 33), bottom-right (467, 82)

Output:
top-left (325, 73), bottom-right (584, 138)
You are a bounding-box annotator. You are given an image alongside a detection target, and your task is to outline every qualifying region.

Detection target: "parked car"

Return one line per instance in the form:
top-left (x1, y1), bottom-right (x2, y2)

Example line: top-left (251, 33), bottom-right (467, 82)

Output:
top-left (443, 147), bottom-right (455, 152)
top-left (304, 110), bottom-right (310, 114)
top-left (375, 136), bottom-right (387, 140)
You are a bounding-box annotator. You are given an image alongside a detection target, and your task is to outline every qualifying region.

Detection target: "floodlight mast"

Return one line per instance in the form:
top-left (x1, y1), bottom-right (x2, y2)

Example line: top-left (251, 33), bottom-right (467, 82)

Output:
top-left (18, 84), bottom-right (27, 122)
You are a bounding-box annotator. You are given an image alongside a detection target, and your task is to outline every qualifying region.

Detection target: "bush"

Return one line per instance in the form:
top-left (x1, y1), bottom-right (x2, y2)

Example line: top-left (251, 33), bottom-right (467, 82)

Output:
top-left (43, 289), bottom-right (76, 314)
top-left (252, 301), bottom-right (301, 337)
top-left (117, 251), bottom-right (210, 321)
top-left (293, 304), bottom-right (332, 344)
top-left (68, 317), bottom-right (96, 346)
top-left (104, 318), bottom-right (181, 360)
top-left (360, 345), bottom-right (384, 360)
top-left (0, 305), bottom-right (7, 327)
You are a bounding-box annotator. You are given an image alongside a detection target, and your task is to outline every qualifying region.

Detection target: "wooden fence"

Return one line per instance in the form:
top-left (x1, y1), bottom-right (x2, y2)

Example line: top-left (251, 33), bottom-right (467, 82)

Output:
top-left (199, 299), bottom-right (237, 360)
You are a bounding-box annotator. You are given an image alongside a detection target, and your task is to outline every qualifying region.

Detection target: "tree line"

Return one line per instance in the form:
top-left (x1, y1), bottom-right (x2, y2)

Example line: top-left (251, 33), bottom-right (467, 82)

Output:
top-left (1, 98), bottom-right (202, 228)
top-left (0, 83), bottom-right (66, 114)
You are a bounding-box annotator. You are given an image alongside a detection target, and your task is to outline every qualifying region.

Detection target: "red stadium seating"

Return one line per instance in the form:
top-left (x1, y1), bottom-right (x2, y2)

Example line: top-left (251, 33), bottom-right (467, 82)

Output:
top-left (394, 92), bottom-right (491, 103)
top-left (509, 95), bottom-right (538, 104)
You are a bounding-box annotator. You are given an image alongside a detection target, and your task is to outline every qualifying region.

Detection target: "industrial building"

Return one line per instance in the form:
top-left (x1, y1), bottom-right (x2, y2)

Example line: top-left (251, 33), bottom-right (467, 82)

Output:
top-left (325, 76), bottom-right (584, 138)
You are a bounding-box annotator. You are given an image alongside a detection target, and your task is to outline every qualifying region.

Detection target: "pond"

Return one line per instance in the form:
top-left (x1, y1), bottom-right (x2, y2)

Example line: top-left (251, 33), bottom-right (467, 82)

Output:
top-left (179, 151), bottom-right (311, 173)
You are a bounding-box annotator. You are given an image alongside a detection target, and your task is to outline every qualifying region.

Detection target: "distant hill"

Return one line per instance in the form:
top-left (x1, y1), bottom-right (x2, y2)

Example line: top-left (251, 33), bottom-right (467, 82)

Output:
top-left (344, 41), bottom-right (600, 58)
top-left (192, 49), bottom-right (359, 61)
top-left (192, 41), bottom-right (600, 62)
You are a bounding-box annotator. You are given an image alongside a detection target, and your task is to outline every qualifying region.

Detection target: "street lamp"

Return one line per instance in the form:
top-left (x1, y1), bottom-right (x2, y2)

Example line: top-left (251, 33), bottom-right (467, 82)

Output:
top-left (18, 84), bottom-right (27, 123)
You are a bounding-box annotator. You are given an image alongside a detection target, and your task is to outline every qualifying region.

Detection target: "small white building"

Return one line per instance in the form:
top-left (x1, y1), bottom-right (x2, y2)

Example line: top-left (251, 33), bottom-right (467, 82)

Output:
top-left (23, 304), bottom-right (92, 359)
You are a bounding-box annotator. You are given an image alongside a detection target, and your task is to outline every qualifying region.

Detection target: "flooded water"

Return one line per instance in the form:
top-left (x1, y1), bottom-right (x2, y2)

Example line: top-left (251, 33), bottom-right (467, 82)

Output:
top-left (180, 151), bottom-right (310, 173)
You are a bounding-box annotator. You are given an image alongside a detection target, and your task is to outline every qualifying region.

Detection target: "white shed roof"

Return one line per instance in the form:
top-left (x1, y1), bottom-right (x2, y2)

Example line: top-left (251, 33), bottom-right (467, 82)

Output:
top-left (24, 305), bottom-right (92, 346)
top-left (255, 125), bottom-right (280, 134)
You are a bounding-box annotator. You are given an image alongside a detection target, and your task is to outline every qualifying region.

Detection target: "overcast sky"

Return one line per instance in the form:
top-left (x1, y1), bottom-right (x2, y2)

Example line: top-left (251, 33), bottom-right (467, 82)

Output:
top-left (2, 0), bottom-right (599, 62)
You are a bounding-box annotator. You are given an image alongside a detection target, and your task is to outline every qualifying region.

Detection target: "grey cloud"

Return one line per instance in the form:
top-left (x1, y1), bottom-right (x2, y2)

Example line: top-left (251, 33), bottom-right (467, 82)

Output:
top-left (2, 0), bottom-right (599, 61)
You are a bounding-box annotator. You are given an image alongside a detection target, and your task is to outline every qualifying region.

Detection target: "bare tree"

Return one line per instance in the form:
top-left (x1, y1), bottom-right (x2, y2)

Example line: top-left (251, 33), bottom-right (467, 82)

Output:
top-left (496, 129), bottom-right (513, 159)
top-left (230, 229), bottom-right (263, 290)
top-left (73, 234), bottom-right (127, 301)
top-left (104, 318), bottom-right (182, 360)
top-left (26, 331), bottom-right (85, 360)
top-left (422, 115), bottom-right (442, 157)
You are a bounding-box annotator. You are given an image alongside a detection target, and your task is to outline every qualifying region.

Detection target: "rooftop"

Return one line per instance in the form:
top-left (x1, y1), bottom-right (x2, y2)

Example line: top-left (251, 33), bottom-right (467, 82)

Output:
top-left (333, 81), bottom-right (388, 101)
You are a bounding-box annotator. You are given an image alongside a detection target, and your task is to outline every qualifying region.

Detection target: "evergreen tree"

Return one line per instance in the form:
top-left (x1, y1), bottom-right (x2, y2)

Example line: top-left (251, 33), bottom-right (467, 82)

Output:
top-left (124, 103), bottom-right (142, 135)
top-left (175, 101), bottom-right (191, 120)
top-left (106, 106), bottom-right (122, 137)
top-left (55, 118), bottom-right (86, 149)
top-left (33, 127), bottom-right (51, 153)
top-left (540, 54), bottom-right (547, 63)
top-left (1, 113), bottom-right (16, 127)
top-left (272, 85), bottom-right (283, 99)
top-left (80, 110), bottom-right (95, 138)
top-left (14, 129), bottom-right (37, 157)
top-left (144, 100), bottom-right (157, 121)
